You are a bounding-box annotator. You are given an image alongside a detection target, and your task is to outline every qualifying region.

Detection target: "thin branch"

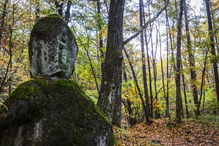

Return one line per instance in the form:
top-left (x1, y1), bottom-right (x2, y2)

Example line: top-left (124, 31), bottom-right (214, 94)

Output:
top-left (123, 0), bottom-right (169, 45)
top-left (73, 28), bottom-right (100, 94)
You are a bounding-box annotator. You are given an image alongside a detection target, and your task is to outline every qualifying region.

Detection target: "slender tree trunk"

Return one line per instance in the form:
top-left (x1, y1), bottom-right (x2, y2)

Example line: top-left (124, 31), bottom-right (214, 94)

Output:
top-left (123, 1), bottom-right (169, 45)
top-left (97, 0), bottom-right (125, 127)
top-left (0, 0), bottom-right (8, 46)
top-left (35, 0), bottom-right (40, 22)
top-left (124, 48), bottom-right (152, 124)
top-left (211, 6), bottom-right (219, 55)
top-left (122, 63), bottom-right (133, 124)
top-left (139, 0), bottom-right (151, 124)
top-left (184, 0), bottom-right (199, 115)
top-left (203, 84), bottom-right (206, 112)
top-left (8, 3), bottom-right (15, 95)
top-left (197, 50), bottom-right (208, 115)
top-left (205, 0), bottom-right (219, 101)
top-left (65, 0), bottom-right (71, 24)
top-left (144, 2), bottom-right (153, 118)
top-left (175, 0), bottom-right (184, 123)
top-left (97, 0), bottom-right (104, 73)
top-left (8, 32), bottom-right (12, 95)
top-left (164, 0), bottom-right (170, 118)
top-left (74, 34), bottom-right (100, 94)
top-left (181, 63), bottom-right (189, 118)
top-left (159, 22), bottom-right (167, 119)
top-left (154, 22), bottom-right (160, 119)
top-left (55, 0), bottom-right (63, 17)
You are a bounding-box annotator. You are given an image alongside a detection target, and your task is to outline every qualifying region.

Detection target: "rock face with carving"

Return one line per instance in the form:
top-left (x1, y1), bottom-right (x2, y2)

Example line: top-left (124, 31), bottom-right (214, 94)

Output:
top-left (0, 14), bottom-right (114, 145)
top-left (29, 14), bottom-right (78, 79)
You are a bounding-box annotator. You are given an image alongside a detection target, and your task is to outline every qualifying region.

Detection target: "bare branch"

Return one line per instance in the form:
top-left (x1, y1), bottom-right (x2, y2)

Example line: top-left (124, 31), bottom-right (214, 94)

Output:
top-left (123, 0), bottom-right (169, 45)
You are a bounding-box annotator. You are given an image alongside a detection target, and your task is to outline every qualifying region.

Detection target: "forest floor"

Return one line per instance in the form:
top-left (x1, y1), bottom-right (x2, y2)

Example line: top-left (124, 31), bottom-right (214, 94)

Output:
top-left (114, 118), bottom-right (218, 145)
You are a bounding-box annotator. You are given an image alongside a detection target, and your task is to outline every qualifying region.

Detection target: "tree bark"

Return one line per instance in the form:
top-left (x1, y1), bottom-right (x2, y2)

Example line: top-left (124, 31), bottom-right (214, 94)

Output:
top-left (184, 0), bottom-right (199, 114)
top-left (65, 0), bottom-right (71, 24)
top-left (35, 0), bottom-right (40, 22)
top-left (54, 0), bottom-right (63, 17)
top-left (96, 0), bottom-right (104, 73)
top-left (197, 50), bottom-right (208, 115)
top-left (175, 0), bottom-right (184, 123)
top-left (205, 0), bottom-right (219, 101)
top-left (97, 0), bottom-right (125, 127)
top-left (139, 0), bottom-right (151, 124)
top-left (142, 4), bottom-right (153, 118)
top-left (0, 0), bottom-right (8, 47)
top-left (181, 63), bottom-right (189, 118)
top-left (159, 20), bottom-right (167, 119)
top-left (164, 0), bottom-right (170, 118)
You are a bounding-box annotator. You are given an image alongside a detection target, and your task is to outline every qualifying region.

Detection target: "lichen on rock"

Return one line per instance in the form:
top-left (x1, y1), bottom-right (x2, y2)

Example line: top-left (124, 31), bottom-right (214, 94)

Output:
top-left (29, 14), bottom-right (78, 79)
top-left (0, 79), bottom-right (114, 145)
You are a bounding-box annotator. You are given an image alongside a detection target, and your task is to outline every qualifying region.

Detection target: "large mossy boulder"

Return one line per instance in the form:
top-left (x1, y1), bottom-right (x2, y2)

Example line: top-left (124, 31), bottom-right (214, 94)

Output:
top-left (29, 14), bottom-right (78, 79)
top-left (0, 79), bottom-right (114, 145)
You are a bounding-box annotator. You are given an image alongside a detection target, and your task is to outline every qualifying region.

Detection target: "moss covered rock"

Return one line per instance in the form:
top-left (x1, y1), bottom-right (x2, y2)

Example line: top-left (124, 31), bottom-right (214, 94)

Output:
top-left (0, 79), bottom-right (114, 145)
top-left (29, 14), bottom-right (78, 79)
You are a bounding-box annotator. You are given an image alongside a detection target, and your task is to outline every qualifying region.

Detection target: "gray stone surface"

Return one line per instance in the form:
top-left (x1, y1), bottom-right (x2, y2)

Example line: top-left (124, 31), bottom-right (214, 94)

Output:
top-left (0, 79), bottom-right (114, 145)
top-left (29, 14), bottom-right (78, 79)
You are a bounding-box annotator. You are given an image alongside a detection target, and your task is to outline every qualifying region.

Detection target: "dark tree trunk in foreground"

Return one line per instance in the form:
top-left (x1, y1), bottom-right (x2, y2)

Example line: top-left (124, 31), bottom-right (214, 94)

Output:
top-left (205, 0), bottom-right (219, 101)
top-left (175, 0), bottom-right (184, 123)
top-left (97, 0), bottom-right (125, 127)
top-left (184, 0), bottom-right (199, 115)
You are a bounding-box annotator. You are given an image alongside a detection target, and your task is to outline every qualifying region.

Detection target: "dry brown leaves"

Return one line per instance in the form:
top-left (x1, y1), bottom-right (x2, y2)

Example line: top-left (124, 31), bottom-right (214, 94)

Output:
top-left (114, 119), bottom-right (218, 145)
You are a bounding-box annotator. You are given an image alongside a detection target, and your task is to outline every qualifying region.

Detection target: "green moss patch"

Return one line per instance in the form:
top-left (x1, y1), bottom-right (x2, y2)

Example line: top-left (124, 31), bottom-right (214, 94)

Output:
top-left (0, 79), bottom-right (114, 145)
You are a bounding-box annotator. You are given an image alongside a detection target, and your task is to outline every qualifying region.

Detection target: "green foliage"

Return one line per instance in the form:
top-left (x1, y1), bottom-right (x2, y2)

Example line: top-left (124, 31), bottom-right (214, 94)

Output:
top-left (0, 97), bottom-right (7, 114)
top-left (85, 90), bottom-right (98, 104)
top-left (188, 114), bottom-right (219, 128)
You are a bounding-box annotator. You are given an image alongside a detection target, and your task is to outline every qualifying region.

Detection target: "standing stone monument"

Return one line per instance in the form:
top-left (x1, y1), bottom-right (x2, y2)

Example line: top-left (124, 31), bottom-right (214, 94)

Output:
top-left (29, 14), bottom-right (78, 79)
top-left (0, 14), bottom-right (114, 145)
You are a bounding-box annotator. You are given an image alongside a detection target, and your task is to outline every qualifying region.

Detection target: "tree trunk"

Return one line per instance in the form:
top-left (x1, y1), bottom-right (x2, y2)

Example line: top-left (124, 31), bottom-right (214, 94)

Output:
top-left (154, 21), bottom-right (160, 119)
top-left (184, 0), bottom-right (199, 114)
top-left (139, 0), bottom-right (151, 124)
top-left (35, 0), bottom-right (40, 22)
top-left (0, 0), bottom-right (8, 46)
top-left (164, 0), bottom-right (170, 118)
top-left (144, 2), bottom-right (153, 118)
top-left (159, 20), bottom-right (167, 119)
top-left (181, 63), bottom-right (189, 118)
top-left (197, 51), bottom-right (208, 115)
top-left (97, 0), bottom-right (125, 127)
top-left (97, 0), bottom-right (104, 73)
top-left (122, 64), bottom-right (133, 124)
top-left (205, 0), bottom-right (219, 101)
top-left (175, 0), bottom-right (184, 123)
top-left (124, 48), bottom-right (151, 124)
top-left (54, 0), bottom-right (63, 17)
top-left (65, 0), bottom-right (71, 24)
